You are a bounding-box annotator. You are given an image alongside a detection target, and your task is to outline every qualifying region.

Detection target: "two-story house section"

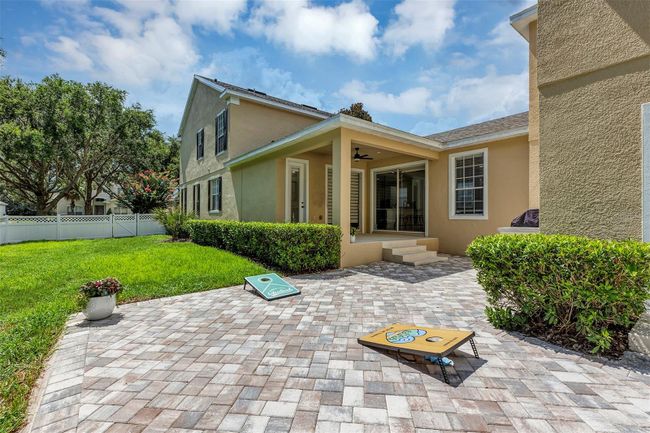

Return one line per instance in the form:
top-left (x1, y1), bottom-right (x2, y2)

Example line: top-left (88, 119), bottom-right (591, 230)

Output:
top-left (178, 75), bottom-right (332, 221)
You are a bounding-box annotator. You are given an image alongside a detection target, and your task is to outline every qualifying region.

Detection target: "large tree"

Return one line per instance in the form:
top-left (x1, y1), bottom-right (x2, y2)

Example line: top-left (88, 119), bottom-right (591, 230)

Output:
top-left (339, 102), bottom-right (372, 122)
top-left (0, 76), bottom-right (84, 214)
top-left (0, 75), bottom-right (171, 215)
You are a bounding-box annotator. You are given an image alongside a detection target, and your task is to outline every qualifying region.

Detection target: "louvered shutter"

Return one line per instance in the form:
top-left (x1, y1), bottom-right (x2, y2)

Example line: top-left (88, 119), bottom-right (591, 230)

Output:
top-left (217, 177), bottom-right (222, 211)
top-left (350, 172), bottom-right (360, 228)
top-left (223, 110), bottom-right (228, 151)
top-left (207, 179), bottom-right (212, 211)
top-left (326, 166), bottom-right (333, 224)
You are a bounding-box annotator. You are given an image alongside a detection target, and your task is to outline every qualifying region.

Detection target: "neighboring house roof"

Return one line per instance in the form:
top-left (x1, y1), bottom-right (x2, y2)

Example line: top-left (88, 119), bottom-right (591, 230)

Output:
top-left (178, 75), bottom-right (331, 135)
top-left (226, 114), bottom-right (444, 168)
top-left (425, 112), bottom-right (529, 148)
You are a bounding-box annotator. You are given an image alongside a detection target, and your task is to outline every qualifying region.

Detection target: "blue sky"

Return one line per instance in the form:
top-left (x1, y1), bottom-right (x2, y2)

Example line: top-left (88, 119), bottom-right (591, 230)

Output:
top-left (1, 0), bottom-right (534, 137)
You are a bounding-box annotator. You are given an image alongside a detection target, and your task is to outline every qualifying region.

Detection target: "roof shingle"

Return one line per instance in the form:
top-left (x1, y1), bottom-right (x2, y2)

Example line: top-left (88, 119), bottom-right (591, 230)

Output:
top-left (426, 112), bottom-right (528, 144)
top-left (200, 76), bottom-right (334, 118)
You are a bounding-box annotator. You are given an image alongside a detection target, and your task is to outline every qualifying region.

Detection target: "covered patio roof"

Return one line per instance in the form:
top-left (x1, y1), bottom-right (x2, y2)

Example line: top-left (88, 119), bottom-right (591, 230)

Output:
top-left (226, 114), bottom-right (444, 168)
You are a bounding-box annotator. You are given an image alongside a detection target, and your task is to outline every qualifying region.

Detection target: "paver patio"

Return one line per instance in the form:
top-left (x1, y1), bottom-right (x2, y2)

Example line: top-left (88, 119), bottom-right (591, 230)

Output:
top-left (27, 258), bottom-right (650, 433)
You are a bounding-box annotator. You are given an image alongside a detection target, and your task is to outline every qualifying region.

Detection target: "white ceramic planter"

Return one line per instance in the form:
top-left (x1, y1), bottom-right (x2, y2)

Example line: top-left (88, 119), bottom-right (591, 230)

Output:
top-left (83, 294), bottom-right (116, 321)
top-left (350, 235), bottom-right (356, 243)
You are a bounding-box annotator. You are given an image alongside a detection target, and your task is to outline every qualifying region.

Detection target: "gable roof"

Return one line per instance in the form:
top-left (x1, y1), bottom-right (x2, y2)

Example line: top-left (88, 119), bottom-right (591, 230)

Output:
top-left (425, 112), bottom-right (529, 146)
top-left (178, 75), bottom-right (332, 136)
top-left (205, 76), bottom-right (333, 119)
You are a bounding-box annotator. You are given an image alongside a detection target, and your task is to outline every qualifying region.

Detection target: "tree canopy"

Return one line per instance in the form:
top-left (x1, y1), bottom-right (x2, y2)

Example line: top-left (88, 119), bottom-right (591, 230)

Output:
top-left (339, 102), bottom-right (372, 122)
top-left (0, 75), bottom-right (178, 215)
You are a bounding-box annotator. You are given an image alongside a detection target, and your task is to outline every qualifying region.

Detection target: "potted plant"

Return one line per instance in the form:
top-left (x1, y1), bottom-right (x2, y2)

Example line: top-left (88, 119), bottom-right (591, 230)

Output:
top-left (79, 277), bottom-right (123, 321)
top-left (350, 226), bottom-right (358, 243)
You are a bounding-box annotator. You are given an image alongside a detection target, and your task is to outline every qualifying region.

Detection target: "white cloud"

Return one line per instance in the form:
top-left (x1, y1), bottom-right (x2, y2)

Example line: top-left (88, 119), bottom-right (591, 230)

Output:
top-left (174, 0), bottom-right (247, 33)
top-left (87, 15), bottom-right (198, 86)
top-left (200, 48), bottom-right (324, 108)
top-left (383, 0), bottom-right (455, 56)
top-left (487, 20), bottom-right (527, 47)
top-left (247, 0), bottom-right (379, 60)
top-left (46, 36), bottom-right (94, 71)
top-left (338, 80), bottom-right (439, 115)
top-left (445, 67), bottom-right (528, 122)
top-left (339, 66), bottom-right (527, 125)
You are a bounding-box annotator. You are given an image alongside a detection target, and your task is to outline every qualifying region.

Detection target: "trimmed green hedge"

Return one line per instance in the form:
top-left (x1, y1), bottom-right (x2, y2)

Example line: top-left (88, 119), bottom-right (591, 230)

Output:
top-left (467, 234), bottom-right (650, 353)
top-left (187, 220), bottom-right (341, 273)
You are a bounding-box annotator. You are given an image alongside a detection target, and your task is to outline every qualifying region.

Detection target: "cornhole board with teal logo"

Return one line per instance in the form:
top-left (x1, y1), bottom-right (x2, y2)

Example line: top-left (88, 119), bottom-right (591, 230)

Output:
top-left (244, 273), bottom-right (300, 301)
top-left (358, 323), bottom-right (479, 384)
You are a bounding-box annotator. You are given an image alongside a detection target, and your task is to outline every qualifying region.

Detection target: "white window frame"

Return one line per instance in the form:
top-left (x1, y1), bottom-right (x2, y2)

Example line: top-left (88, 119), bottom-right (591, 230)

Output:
top-left (448, 148), bottom-right (488, 220)
top-left (285, 158), bottom-right (309, 223)
top-left (209, 176), bottom-right (222, 214)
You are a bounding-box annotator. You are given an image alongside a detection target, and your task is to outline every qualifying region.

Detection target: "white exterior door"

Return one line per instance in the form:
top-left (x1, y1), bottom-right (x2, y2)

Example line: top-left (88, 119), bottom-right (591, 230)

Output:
top-left (286, 159), bottom-right (308, 223)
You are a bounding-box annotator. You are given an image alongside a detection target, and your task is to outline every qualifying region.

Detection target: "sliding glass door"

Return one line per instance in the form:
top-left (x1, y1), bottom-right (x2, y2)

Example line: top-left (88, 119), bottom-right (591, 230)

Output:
top-left (374, 165), bottom-right (425, 232)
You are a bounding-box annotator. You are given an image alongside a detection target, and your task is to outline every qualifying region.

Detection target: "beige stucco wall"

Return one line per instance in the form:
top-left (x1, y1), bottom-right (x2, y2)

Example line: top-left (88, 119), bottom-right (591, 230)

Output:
top-left (229, 99), bottom-right (322, 158)
top-left (537, 0), bottom-right (650, 239)
top-left (429, 136), bottom-right (530, 255)
top-left (180, 81), bottom-right (325, 220)
top-left (528, 20), bottom-right (540, 209)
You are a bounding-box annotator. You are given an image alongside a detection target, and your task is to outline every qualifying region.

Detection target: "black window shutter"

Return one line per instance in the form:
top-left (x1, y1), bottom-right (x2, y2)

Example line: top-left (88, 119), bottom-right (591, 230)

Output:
top-left (223, 110), bottom-right (228, 151)
top-left (217, 177), bottom-right (222, 211)
top-left (207, 179), bottom-right (212, 211)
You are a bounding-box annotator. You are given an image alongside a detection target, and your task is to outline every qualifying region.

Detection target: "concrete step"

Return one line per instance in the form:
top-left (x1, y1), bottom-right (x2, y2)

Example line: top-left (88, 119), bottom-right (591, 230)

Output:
top-left (629, 304), bottom-right (650, 356)
top-left (381, 239), bottom-right (418, 248)
top-left (402, 252), bottom-right (448, 266)
top-left (382, 245), bottom-right (426, 259)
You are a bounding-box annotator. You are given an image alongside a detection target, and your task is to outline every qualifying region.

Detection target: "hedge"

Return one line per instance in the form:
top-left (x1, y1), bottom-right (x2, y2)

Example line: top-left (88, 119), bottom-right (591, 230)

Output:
top-left (467, 234), bottom-right (650, 354)
top-left (187, 220), bottom-right (341, 273)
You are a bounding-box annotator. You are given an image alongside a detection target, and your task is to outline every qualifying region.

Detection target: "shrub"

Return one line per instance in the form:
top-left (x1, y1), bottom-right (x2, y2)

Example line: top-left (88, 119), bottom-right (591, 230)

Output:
top-left (467, 234), bottom-right (650, 354)
top-left (187, 220), bottom-right (341, 273)
top-left (154, 206), bottom-right (195, 240)
top-left (79, 277), bottom-right (123, 299)
top-left (117, 170), bottom-right (175, 213)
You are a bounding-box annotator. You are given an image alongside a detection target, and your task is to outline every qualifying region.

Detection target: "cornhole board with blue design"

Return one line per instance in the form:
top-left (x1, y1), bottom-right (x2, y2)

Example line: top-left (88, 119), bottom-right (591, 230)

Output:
top-left (358, 323), bottom-right (478, 384)
top-left (244, 273), bottom-right (300, 301)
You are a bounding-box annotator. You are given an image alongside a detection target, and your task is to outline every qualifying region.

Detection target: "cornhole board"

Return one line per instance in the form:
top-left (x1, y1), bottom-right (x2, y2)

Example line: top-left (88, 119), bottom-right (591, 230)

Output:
top-left (243, 273), bottom-right (300, 301)
top-left (358, 323), bottom-right (479, 384)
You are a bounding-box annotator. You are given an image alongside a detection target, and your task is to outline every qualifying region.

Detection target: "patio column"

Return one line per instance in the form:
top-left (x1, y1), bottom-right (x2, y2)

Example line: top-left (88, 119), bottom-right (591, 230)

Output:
top-left (332, 130), bottom-right (351, 249)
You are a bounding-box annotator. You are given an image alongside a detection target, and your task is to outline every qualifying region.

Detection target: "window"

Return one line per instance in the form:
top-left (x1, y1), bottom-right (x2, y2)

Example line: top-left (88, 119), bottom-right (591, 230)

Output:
top-left (196, 128), bottom-right (204, 160)
top-left (209, 177), bottom-right (222, 213)
top-left (449, 149), bottom-right (487, 219)
top-left (216, 109), bottom-right (228, 154)
top-left (180, 187), bottom-right (187, 213)
top-left (193, 183), bottom-right (201, 214)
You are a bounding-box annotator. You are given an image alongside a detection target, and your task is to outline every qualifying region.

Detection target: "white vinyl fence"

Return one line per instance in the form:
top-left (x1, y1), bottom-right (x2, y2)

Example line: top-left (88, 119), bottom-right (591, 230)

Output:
top-left (0, 214), bottom-right (165, 245)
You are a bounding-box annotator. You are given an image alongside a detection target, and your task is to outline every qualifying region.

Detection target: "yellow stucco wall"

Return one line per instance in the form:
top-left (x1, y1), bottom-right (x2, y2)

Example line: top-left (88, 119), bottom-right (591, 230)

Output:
top-left (429, 136), bottom-right (530, 256)
top-left (537, 0), bottom-right (650, 239)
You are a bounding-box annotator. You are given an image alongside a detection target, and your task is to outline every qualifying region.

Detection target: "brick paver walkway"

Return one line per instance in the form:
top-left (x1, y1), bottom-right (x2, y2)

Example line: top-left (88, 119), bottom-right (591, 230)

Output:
top-left (28, 258), bottom-right (650, 433)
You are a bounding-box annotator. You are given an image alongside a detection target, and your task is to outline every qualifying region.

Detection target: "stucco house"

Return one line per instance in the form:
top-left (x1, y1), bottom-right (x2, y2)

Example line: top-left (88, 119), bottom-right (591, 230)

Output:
top-left (178, 0), bottom-right (650, 268)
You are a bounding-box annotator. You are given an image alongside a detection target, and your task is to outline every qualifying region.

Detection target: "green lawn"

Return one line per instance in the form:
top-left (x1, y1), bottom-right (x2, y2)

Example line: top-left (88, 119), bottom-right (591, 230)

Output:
top-left (0, 235), bottom-right (267, 433)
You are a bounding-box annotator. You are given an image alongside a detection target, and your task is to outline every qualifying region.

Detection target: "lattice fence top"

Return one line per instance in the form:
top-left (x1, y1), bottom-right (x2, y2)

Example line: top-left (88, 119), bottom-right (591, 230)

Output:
top-left (61, 215), bottom-right (111, 223)
top-left (7, 216), bottom-right (57, 224)
top-left (114, 215), bottom-right (136, 222)
top-left (3, 214), bottom-right (156, 224)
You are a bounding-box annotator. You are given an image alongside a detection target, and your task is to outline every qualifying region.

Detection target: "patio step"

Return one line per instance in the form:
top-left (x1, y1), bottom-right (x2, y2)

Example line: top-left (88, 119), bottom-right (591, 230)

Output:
top-left (382, 240), bottom-right (448, 266)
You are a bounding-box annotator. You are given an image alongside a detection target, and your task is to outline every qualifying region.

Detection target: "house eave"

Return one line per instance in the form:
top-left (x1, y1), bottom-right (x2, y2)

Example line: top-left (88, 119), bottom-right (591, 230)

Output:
top-left (225, 114), bottom-right (444, 168)
top-left (443, 126), bottom-right (529, 149)
top-left (510, 4), bottom-right (538, 41)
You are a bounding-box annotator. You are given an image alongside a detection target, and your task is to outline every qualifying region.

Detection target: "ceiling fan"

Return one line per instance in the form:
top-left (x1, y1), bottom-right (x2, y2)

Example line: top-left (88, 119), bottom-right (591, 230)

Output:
top-left (353, 147), bottom-right (373, 161)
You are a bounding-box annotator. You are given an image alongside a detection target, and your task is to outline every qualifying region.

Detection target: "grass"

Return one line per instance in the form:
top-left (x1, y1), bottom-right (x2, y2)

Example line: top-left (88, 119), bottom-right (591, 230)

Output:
top-left (0, 235), bottom-right (267, 433)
